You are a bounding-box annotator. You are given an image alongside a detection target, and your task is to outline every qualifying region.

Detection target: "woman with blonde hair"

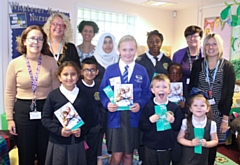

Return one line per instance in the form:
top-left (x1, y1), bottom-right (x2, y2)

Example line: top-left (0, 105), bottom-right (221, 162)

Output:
top-left (188, 33), bottom-right (235, 165)
top-left (43, 13), bottom-right (80, 68)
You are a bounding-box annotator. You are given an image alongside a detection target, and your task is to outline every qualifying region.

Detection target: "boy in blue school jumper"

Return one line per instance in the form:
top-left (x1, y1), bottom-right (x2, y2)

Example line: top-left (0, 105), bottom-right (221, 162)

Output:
top-left (139, 74), bottom-right (184, 165)
top-left (77, 58), bottom-right (104, 165)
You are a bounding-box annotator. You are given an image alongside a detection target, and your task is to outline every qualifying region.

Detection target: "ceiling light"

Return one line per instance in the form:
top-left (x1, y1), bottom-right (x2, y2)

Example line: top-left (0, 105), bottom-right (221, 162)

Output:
top-left (142, 0), bottom-right (176, 6)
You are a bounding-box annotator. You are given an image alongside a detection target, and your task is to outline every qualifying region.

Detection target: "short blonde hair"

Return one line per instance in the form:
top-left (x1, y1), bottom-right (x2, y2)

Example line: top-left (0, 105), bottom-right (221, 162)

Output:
top-left (203, 33), bottom-right (223, 60)
top-left (43, 13), bottom-right (73, 43)
top-left (150, 74), bottom-right (170, 88)
top-left (118, 35), bottom-right (137, 48)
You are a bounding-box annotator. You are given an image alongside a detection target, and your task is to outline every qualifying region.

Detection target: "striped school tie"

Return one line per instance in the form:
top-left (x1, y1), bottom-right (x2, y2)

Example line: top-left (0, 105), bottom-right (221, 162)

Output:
top-left (123, 65), bottom-right (129, 83)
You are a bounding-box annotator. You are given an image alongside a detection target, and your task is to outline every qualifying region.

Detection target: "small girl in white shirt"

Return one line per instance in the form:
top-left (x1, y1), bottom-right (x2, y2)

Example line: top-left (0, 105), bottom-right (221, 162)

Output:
top-left (177, 94), bottom-right (218, 165)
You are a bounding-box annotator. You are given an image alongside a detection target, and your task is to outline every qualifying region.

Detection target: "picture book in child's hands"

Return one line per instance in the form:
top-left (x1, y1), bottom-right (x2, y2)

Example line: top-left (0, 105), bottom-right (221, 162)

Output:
top-left (194, 128), bottom-right (204, 154)
top-left (114, 84), bottom-right (133, 110)
top-left (103, 85), bottom-right (116, 103)
top-left (168, 82), bottom-right (183, 103)
top-left (155, 105), bottom-right (171, 131)
top-left (54, 102), bottom-right (84, 130)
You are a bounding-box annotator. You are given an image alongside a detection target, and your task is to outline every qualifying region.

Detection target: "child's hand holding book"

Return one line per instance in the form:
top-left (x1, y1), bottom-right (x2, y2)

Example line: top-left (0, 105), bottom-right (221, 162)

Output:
top-left (72, 128), bottom-right (81, 137)
top-left (149, 114), bottom-right (160, 123)
top-left (130, 103), bottom-right (140, 113)
top-left (191, 138), bottom-right (202, 147)
top-left (107, 102), bottom-right (118, 112)
top-left (61, 127), bottom-right (72, 137)
top-left (166, 112), bottom-right (175, 123)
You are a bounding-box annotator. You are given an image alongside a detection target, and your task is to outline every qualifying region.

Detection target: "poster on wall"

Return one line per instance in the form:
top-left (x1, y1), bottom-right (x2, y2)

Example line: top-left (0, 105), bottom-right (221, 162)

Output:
top-left (231, 25), bottom-right (240, 108)
top-left (219, 2), bottom-right (240, 108)
top-left (8, 1), bottom-right (70, 59)
top-left (204, 17), bottom-right (231, 60)
top-left (9, 12), bottom-right (27, 29)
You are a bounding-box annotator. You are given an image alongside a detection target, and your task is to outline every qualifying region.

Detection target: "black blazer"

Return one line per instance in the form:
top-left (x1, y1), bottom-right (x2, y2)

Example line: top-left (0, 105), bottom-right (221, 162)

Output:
top-left (188, 58), bottom-right (235, 116)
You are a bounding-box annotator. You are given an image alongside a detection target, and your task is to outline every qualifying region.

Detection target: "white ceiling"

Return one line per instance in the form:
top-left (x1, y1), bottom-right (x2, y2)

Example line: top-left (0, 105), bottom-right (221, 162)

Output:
top-left (118, 0), bottom-right (231, 11)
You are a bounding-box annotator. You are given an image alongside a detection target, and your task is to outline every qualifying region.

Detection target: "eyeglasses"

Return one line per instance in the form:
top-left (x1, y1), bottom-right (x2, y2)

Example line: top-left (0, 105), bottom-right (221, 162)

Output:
top-left (82, 68), bottom-right (97, 73)
top-left (51, 22), bottom-right (66, 28)
top-left (27, 37), bottom-right (44, 43)
top-left (186, 35), bottom-right (199, 40)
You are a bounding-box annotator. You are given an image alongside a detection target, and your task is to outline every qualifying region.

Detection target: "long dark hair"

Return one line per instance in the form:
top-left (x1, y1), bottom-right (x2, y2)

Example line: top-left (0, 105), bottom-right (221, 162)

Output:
top-left (185, 94), bottom-right (212, 138)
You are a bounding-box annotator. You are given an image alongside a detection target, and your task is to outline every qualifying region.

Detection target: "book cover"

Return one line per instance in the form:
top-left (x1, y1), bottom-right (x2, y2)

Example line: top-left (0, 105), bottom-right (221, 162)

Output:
top-left (54, 102), bottom-right (84, 130)
top-left (155, 105), bottom-right (171, 131)
top-left (114, 84), bottom-right (133, 110)
top-left (168, 82), bottom-right (183, 103)
top-left (103, 85), bottom-right (115, 104)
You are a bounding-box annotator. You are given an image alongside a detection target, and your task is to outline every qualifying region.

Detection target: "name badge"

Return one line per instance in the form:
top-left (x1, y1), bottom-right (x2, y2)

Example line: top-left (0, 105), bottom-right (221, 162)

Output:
top-left (29, 111), bottom-right (41, 120)
top-left (186, 78), bottom-right (190, 85)
top-left (208, 98), bottom-right (216, 105)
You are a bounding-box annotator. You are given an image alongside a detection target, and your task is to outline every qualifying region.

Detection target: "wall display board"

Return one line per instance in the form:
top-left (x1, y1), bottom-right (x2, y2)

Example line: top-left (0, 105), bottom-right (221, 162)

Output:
top-left (8, 1), bottom-right (70, 59)
top-left (220, 1), bottom-right (240, 108)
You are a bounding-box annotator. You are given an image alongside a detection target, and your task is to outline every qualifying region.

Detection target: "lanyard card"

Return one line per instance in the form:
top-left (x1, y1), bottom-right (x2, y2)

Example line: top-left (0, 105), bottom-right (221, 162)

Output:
top-left (29, 111), bottom-right (41, 120)
top-left (103, 85), bottom-right (116, 104)
top-left (155, 105), bottom-right (171, 131)
top-left (194, 127), bottom-right (204, 154)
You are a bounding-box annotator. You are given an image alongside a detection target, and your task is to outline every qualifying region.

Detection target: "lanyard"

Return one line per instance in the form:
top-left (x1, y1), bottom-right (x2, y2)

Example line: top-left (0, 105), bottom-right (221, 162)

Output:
top-left (25, 54), bottom-right (42, 110)
top-left (187, 48), bottom-right (200, 71)
top-left (205, 60), bottom-right (219, 90)
top-left (48, 42), bottom-right (62, 62)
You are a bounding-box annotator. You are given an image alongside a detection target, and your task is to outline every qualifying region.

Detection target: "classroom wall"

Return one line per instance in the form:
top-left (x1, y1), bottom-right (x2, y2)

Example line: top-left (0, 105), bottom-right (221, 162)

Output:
top-left (173, 4), bottom-right (227, 55)
top-left (0, 0), bottom-right (226, 129)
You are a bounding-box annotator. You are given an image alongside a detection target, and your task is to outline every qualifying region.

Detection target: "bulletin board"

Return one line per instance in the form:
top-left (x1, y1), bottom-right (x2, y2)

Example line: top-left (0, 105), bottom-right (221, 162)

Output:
top-left (8, 1), bottom-right (70, 59)
top-left (218, 1), bottom-right (240, 108)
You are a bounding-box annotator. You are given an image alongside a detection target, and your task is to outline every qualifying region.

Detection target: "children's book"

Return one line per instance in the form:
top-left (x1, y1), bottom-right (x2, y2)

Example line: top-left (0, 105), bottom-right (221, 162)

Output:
top-left (103, 85), bottom-right (116, 104)
top-left (168, 82), bottom-right (183, 103)
top-left (114, 84), bottom-right (133, 110)
top-left (155, 105), bottom-right (171, 131)
top-left (54, 102), bottom-right (84, 130)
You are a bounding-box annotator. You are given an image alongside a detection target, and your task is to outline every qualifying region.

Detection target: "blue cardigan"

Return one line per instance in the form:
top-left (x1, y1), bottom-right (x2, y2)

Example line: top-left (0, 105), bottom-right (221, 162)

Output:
top-left (99, 62), bottom-right (152, 128)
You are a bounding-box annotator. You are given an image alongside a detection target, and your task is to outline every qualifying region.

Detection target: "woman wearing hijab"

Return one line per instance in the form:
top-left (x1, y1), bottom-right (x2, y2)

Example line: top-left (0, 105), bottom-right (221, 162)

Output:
top-left (92, 32), bottom-right (119, 81)
top-left (91, 33), bottom-right (119, 165)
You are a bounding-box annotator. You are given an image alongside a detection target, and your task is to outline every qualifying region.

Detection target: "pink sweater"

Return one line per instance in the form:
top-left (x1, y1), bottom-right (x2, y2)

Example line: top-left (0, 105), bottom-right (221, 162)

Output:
top-left (4, 55), bottom-right (60, 120)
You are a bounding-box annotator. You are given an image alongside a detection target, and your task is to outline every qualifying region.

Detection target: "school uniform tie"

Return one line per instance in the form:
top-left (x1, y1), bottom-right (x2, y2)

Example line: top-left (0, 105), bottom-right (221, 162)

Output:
top-left (123, 65), bottom-right (129, 83)
top-left (154, 56), bottom-right (158, 66)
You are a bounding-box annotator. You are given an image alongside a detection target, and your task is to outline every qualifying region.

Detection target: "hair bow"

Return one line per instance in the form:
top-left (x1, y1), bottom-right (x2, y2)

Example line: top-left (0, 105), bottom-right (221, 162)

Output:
top-left (190, 87), bottom-right (209, 99)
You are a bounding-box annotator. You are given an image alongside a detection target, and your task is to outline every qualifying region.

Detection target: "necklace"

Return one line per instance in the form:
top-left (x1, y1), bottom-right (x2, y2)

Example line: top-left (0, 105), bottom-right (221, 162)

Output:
top-left (187, 48), bottom-right (200, 71)
top-left (79, 44), bottom-right (92, 60)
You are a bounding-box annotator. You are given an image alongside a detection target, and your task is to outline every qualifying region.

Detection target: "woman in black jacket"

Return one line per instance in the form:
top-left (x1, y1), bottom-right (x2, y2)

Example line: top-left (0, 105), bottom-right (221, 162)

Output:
top-left (188, 33), bottom-right (235, 165)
